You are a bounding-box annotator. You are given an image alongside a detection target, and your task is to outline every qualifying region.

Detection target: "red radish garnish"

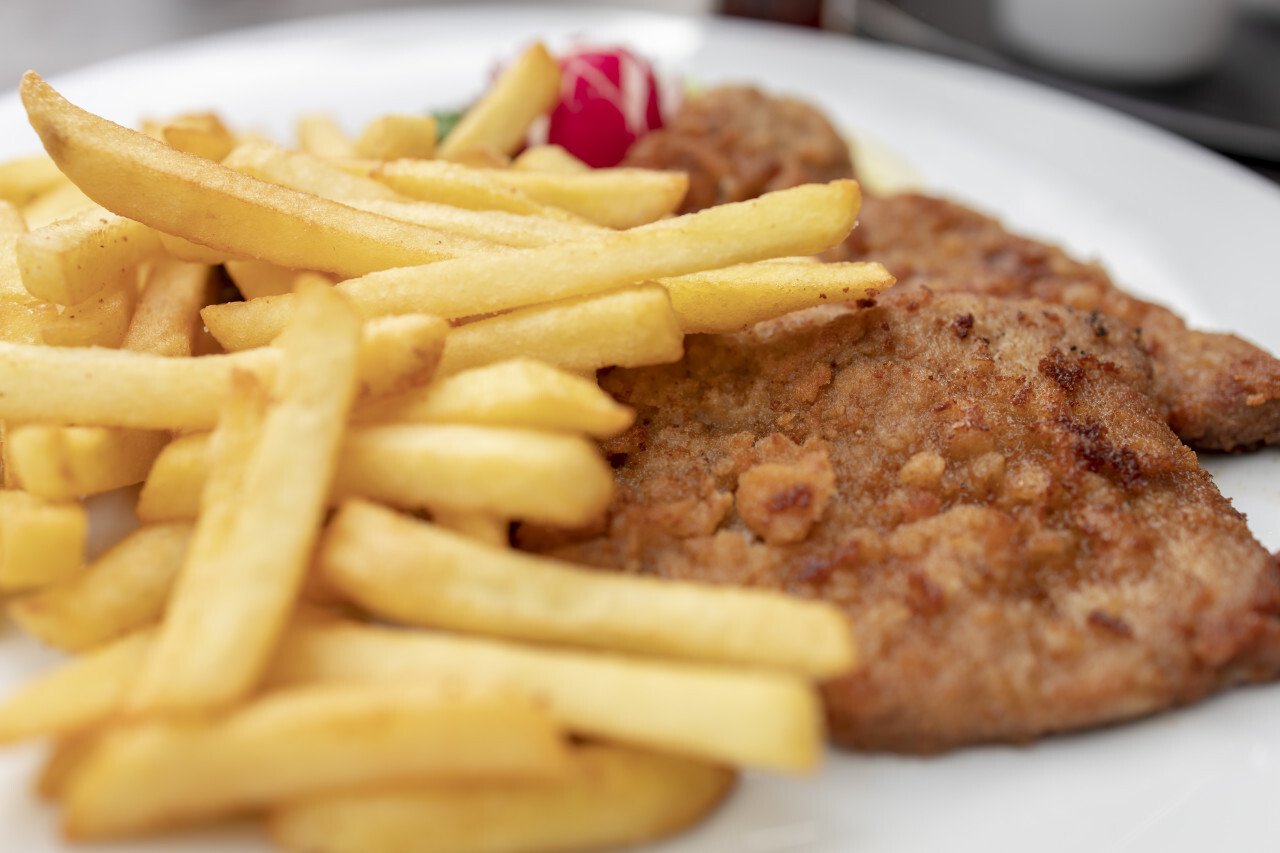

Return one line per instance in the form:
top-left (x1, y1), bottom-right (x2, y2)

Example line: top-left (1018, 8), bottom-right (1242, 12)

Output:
top-left (546, 47), bottom-right (668, 168)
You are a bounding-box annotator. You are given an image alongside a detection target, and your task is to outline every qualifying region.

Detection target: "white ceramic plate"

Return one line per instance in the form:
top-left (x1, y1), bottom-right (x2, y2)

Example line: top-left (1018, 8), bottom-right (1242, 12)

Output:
top-left (3, 6), bottom-right (1280, 852)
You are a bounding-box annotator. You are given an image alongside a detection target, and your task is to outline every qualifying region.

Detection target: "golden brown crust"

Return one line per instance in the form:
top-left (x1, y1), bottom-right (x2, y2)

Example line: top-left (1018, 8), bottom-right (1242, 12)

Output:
top-left (830, 192), bottom-right (1280, 451)
top-left (522, 290), bottom-right (1280, 753)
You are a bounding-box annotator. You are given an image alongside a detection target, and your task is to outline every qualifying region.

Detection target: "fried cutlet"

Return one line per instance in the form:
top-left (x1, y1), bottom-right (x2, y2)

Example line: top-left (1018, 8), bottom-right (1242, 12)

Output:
top-left (520, 289), bottom-right (1280, 753)
top-left (829, 193), bottom-right (1280, 451)
top-left (624, 86), bottom-right (1280, 451)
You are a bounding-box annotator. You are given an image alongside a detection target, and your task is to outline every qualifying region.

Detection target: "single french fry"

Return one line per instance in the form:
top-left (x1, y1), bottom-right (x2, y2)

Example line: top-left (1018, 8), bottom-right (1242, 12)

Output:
top-left (136, 369), bottom-right (270, 688)
top-left (120, 258), bottom-right (216, 357)
top-left (21, 74), bottom-right (495, 278)
top-left (268, 744), bottom-right (735, 853)
top-left (133, 433), bottom-right (207, 522)
top-left (296, 112), bottom-right (357, 160)
top-left (0, 612), bottom-right (349, 744)
top-left (0, 341), bottom-right (249, 428)
top-left (159, 112), bottom-right (235, 162)
top-left (40, 274), bottom-right (139, 348)
top-left (36, 733), bottom-right (94, 801)
top-left (436, 284), bottom-right (684, 377)
top-left (0, 154), bottom-right (66, 206)
top-left (0, 489), bottom-right (87, 591)
top-left (4, 424), bottom-right (169, 501)
top-left (200, 181), bottom-right (859, 349)
top-left (663, 258), bottom-right (893, 333)
top-left (365, 158), bottom-right (565, 217)
top-left (0, 198), bottom-right (25, 235)
top-left (0, 615), bottom-right (325, 744)
top-left (17, 205), bottom-right (160, 306)
top-left (512, 144), bottom-right (590, 173)
top-left (139, 423), bottom-right (614, 527)
top-left (0, 312), bottom-right (443, 429)
top-left (353, 357), bottom-right (634, 439)
top-left (333, 426), bottom-right (612, 527)
top-left (349, 198), bottom-right (604, 248)
top-left (269, 621), bottom-right (825, 773)
top-left (8, 523), bottom-right (192, 651)
top-left (131, 283), bottom-right (360, 713)
top-left (0, 629), bottom-right (151, 744)
top-left (475, 167), bottom-right (689, 229)
top-left (350, 312), bottom-right (449, 401)
top-left (0, 200), bottom-right (30, 301)
top-left (321, 500), bottom-right (856, 678)
top-left (437, 42), bottom-right (561, 159)
top-left (222, 139), bottom-right (406, 204)
top-left (20, 179), bottom-right (96, 230)
top-left (63, 686), bottom-right (569, 841)
top-left (1, 616), bottom-right (824, 773)
top-left (356, 113), bottom-right (438, 161)
top-left (375, 159), bottom-right (689, 229)
top-left (0, 299), bottom-right (58, 344)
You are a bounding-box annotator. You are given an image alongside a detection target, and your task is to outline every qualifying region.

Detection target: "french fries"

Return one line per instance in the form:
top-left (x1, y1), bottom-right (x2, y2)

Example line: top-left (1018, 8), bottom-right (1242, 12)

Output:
top-left (0, 619), bottom-right (823, 772)
top-left (436, 284), bottom-right (684, 377)
top-left (513, 144), bottom-right (591, 173)
top-left (437, 42), bottom-right (561, 159)
top-left (320, 500), bottom-right (856, 677)
top-left (65, 686), bottom-right (568, 840)
top-left (39, 273), bottom-right (139, 347)
top-left (0, 629), bottom-right (152, 744)
top-left (0, 46), bottom-right (875, 853)
top-left (21, 73), bottom-right (495, 277)
top-left (201, 180), bottom-right (860, 348)
top-left (352, 357), bottom-right (635, 438)
top-left (665, 257), bottom-right (890, 333)
top-left (269, 744), bottom-right (735, 853)
top-left (137, 423), bottom-right (616, 527)
top-left (8, 522), bottom-right (192, 651)
top-left (373, 159), bottom-right (690, 229)
top-left (16, 205), bottom-right (161, 305)
top-left (4, 424), bottom-right (169, 500)
top-left (0, 312), bottom-right (445, 430)
top-left (356, 113), bottom-right (439, 160)
top-left (296, 112), bottom-right (358, 159)
top-left (0, 153), bottom-right (65, 206)
top-left (132, 283), bottom-right (360, 713)
top-left (159, 111), bottom-right (236, 162)
top-left (120, 258), bottom-right (216, 356)
top-left (0, 489), bottom-right (87, 591)
top-left (268, 621), bottom-right (824, 773)
top-left (222, 139), bottom-right (408, 204)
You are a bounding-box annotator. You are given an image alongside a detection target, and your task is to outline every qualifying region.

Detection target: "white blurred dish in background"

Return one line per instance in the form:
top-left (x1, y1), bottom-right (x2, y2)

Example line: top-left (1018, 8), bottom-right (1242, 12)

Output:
top-left (993, 0), bottom-right (1237, 83)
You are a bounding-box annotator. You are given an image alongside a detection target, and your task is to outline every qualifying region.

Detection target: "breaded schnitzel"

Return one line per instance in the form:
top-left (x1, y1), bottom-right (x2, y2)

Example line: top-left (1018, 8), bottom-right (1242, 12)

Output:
top-left (522, 289), bottom-right (1280, 752)
top-left (828, 193), bottom-right (1280, 451)
top-left (625, 87), bottom-right (1280, 451)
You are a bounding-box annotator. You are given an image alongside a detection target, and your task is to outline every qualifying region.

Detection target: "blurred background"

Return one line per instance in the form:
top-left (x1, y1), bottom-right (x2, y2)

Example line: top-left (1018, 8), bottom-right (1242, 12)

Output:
top-left (3, 0), bottom-right (1277, 182)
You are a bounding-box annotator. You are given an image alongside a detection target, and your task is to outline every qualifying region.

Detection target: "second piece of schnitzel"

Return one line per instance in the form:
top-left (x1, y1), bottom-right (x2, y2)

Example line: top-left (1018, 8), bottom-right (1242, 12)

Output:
top-left (521, 289), bottom-right (1280, 752)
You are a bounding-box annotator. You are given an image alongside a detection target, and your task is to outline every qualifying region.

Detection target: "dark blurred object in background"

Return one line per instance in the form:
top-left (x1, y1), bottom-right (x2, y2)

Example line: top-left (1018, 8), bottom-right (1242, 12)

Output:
top-left (857, 0), bottom-right (1280, 184)
top-left (721, 0), bottom-right (823, 28)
